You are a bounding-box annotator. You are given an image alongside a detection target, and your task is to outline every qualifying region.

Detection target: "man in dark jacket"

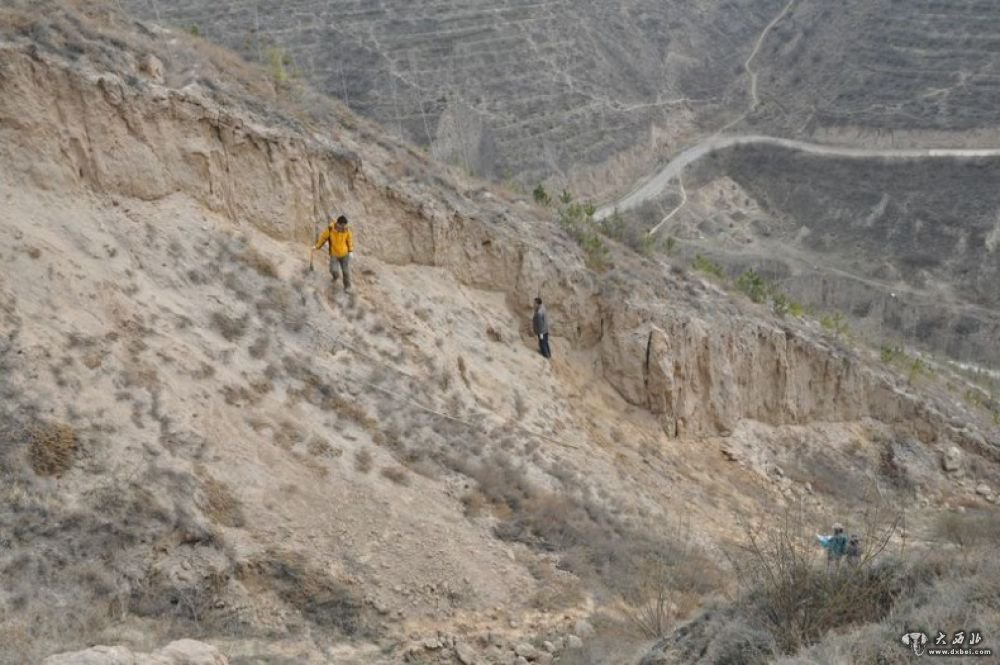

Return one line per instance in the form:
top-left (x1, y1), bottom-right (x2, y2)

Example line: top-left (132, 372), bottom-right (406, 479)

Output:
top-left (532, 297), bottom-right (551, 359)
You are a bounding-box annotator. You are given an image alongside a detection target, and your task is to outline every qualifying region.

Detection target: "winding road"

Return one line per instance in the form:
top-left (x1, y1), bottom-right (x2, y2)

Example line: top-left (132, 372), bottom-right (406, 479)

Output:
top-left (594, 134), bottom-right (1000, 222)
top-left (595, 0), bottom-right (1000, 227)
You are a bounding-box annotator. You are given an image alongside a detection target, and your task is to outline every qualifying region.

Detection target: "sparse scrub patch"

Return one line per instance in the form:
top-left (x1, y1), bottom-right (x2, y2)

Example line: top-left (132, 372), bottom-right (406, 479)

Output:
top-left (819, 311), bottom-right (850, 339)
top-left (533, 183), bottom-right (551, 206)
top-left (211, 311), bottom-right (249, 342)
top-left (354, 448), bottom-right (373, 474)
top-left (602, 212), bottom-right (656, 256)
top-left (191, 361), bottom-right (217, 380)
top-left (27, 420), bottom-right (78, 476)
top-left (238, 245), bottom-right (279, 279)
top-left (241, 550), bottom-right (377, 637)
top-left (735, 268), bottom-right (770, 303)
top-left (933, 510), bottom-right (1000, 550)
top-left (461, 454), bottom-right (692, 595)
top-left (263, 46), bottom-right (296, 86)
top-left (693, 253), bottom-right (725, 278)
top-left (256, 284), bottom-right (307, 333)
top-left (457, 355), bottom-right (471, 388)
top-left (723, 503), bottom-right (907, 656)
top-left (248, 334), bottom-right (270, 359)
top-left (198, 472), bottom-right (246, 528)
top-left (308, 437), bottom-right (339, 458)
top-left (558, 201), bottom-right (610, 271)
top-left (380, 465), bottom-right (410, 486)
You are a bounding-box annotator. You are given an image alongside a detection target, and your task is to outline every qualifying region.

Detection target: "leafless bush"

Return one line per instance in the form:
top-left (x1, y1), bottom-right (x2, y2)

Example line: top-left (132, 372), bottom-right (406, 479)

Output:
top-left (211, 311), bottom-right (249, 342)
top-left (256, 284), bottom-right (307, 333)
top-left (514, 391), bottom-right (528, 420)
top-left (380, 466), bottom-right (410, 486)
top-left (191, 362), bottom-right (216, 380)
top-left (621, 553), bottom-right (672, 638)
top-left (308, 437), bottom-right (339, 458)
top-left (354, 448), bottom-right (373, 474)
top-left (248, 334), bottom-right (270, 359)
top-left (727, 501), bottom-right (905, 654)
top-left (241, 549), bottom-right (378, 638)
top-left (238, 245), bottom-right (279, 279)
top-left (457, 355), bottom-right (471, 388)
top-left (933, 510), bottom-right (1000, 551)
top-left (27, 421), bottom-right (78, 476)
top-left (198, 473), bottom-right (246, 528)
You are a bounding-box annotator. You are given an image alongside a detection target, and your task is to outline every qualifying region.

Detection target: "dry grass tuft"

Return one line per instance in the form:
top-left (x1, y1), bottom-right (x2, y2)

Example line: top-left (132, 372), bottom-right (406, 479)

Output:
top-left (28, 421), bottom-right (78, 476)
top-left (239, 246), bottom-right (279, 279)
top-left (211, 311), bottom-right (249, 342)
top-left (380, 465), bottom-right (410, 486)
top-left (308, 437), bottom-right (340, 458)
top-left (240, 549), bottom-right (377, 637)
top-left (198, 473), bottom-right (246, 528)
top-left (354, 448), bottom-right (373, 474)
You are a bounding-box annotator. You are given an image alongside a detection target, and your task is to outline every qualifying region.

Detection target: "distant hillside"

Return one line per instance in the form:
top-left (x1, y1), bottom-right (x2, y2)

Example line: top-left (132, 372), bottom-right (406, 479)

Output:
top-left (121, 0), bottom-right (787, 186)
top-left (749, 0), bottom-right (1000, 141)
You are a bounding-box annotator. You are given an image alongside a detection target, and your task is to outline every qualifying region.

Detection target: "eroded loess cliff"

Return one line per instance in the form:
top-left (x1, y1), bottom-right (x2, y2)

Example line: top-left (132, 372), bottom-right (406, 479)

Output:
top-left (4, 42), bottom-right (994, 460)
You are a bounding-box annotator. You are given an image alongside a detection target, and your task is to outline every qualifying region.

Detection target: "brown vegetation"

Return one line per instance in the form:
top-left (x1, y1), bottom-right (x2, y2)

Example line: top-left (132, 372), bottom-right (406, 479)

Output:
top-left (28, 420), bottom-right (78, 476)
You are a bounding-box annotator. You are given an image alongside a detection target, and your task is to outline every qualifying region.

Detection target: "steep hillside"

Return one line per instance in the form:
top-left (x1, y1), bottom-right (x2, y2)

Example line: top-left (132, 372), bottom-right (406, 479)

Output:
top-left (119, 0), bottom-right (787, 190)
top-left (2, 3), bottom-right (999, 664)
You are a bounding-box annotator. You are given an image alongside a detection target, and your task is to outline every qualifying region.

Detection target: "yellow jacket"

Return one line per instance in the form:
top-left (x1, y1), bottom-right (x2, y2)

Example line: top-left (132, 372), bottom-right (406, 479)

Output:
top-left (315, 225), bottom-right (353, 258)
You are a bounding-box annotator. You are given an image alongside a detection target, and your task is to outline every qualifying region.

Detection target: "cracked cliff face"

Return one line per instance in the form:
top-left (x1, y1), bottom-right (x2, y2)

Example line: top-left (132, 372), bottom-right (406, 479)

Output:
top-left (601, 293), bottom-right (997, 464)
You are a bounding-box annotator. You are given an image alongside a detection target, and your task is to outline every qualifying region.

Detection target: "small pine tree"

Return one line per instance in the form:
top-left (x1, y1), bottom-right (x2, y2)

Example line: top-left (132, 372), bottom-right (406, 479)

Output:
top-left (533, 184), bottom-right (550, 206)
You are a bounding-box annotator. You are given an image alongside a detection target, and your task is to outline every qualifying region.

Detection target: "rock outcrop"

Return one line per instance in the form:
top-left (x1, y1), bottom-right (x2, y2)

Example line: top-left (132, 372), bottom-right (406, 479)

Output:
top-left (43, 640), bottom-right (228, 665)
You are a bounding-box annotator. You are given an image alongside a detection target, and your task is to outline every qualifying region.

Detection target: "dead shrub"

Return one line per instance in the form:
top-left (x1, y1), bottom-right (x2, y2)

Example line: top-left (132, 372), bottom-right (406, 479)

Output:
top-left (198, 473), bottom-right (246, 528)
top-left (256, 284), bottom-right (306, 332)
top-left (354, 448), bottom-right (373, 474)
top-left (486, 326), bottom-right (503, 342)
top-left (933, 510), bottom-right (1000, 550)
top-left (240, 550), bottom-right (377, 637)
top-left (239, 246), bottom-right (279, 279)
top-left (380, 466), bottom-right (410, 486)
top-left (211, 311), bottom-right (249, 342)
top-left (191, 362), bottom-right (216, 380)
top-left (308, 437), bottom-right (339, 458)
top-left (458, 355), bottom-right (471, 388)
top-left (28, 421), bottom-right (78, 476)
top-left (332, 396), bottom-right (378, 431)
top-left (514, 391), bottom-right (528, 420)
top-left (728, 504), bottom-right (904, 654)
top-left (464, 454), bottom-right (676, 591)
top-left (248, 334), bottom-right (270, 359)
top-left (461, 489), bottom-right (490, 518)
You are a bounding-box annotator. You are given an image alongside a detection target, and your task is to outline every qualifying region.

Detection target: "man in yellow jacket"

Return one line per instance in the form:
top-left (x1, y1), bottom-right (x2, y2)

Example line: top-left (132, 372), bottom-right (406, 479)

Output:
top-left (314, 214), bottom-right (354, 290)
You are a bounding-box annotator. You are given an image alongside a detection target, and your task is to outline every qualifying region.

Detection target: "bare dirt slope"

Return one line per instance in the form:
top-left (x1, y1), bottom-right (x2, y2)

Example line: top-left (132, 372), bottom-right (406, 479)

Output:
top-left (1, 3), bottom-right (999, 664)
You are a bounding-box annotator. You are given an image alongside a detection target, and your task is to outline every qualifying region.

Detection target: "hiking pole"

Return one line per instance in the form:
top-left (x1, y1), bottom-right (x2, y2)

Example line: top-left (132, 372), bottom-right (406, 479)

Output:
top-left (309, 216), bottom-right (321, 273)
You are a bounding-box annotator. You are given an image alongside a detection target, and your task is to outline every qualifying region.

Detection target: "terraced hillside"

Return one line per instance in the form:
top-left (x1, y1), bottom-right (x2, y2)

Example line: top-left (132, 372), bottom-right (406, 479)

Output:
top-left (750, 0), bottom-right (1000, 141)
top-left (123, 0), bottom-right (786, 186)
top-left (647, 144), bottom-right (1000, 367)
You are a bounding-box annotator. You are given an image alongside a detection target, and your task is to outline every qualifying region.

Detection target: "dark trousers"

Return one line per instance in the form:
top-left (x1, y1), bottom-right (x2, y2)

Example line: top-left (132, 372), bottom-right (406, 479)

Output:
top-left (538, 333), bottom-right (551, 359)
top-left (329, 255), bottom-right (351, 289)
